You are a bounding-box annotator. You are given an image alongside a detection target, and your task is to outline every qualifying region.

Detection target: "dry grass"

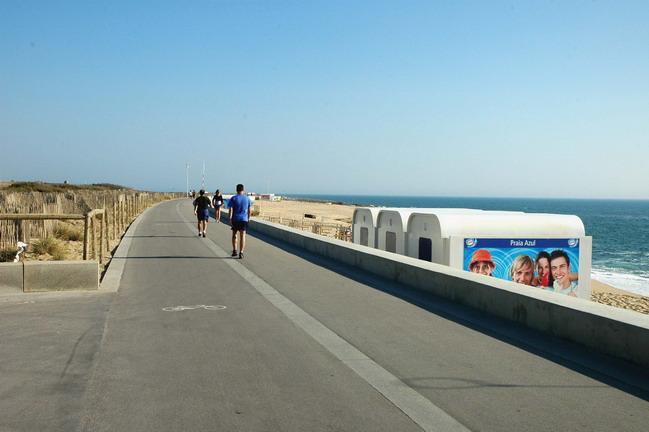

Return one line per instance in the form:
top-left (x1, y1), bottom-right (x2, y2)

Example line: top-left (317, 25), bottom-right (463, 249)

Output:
top-left (54, 223), bottom-right (82, 241)
top-left (1, 181), bottom-right (132, 193)
top-left (28, 237), bottom-right (67, 261)
top-left (31, 237), bottom-right (64, 256)
top-left (0, 182), bottom-right (182, 264)
top-left (51, 249), bottom-right (67, 261)
top-left (0, 248), bottom-right (15, 262)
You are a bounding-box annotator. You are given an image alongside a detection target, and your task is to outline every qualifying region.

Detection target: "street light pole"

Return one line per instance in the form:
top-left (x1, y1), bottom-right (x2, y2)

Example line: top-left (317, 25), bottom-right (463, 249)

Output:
top-left (202, 161), bottom-right (205, 190)
top-left (186, 163), bottom-right (190, 197)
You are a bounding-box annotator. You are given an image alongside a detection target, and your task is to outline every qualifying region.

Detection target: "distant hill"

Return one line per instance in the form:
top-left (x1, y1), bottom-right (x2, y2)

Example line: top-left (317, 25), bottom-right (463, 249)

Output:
top-left (0, 181), bottom-right (135, 193)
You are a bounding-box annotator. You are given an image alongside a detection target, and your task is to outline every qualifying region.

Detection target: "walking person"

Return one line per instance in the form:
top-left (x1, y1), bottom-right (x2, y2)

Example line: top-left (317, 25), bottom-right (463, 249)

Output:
top-left (212, 189), bottom-right (224, 223)
top-left (228, 183), bottom-right (252, 258)
top-left (193, 189), bottom-right (212, 237)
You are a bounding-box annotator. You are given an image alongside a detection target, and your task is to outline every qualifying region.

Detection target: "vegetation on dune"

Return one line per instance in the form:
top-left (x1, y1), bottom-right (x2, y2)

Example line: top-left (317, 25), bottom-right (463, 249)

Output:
top-left (0, 248), bottom-right (15, 262)
top-left (1, 181), bottom-right (134, 193)
top-left (53, 223), bottom-right (82, 241)
top-left (31, 237), bottom-right (66, 260)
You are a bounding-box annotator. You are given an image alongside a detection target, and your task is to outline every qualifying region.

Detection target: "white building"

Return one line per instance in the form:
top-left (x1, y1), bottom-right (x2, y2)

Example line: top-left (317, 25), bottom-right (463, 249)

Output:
top-left (406, 210), bottom-right (524, 262)
top-left (375, 208), bottom-right (479, 255)
top-left (352, 208), bottom-right (383, 248)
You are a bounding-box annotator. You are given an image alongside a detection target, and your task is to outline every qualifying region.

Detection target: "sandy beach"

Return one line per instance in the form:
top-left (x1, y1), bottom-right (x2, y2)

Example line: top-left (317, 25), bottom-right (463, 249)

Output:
top-left (254, 198), bottom-right (354, 225)
top-left (253, 198), bottom-right (649, 315)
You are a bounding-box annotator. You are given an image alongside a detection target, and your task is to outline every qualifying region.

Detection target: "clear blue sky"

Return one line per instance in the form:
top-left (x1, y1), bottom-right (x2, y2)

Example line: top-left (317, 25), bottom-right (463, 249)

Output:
top-left (1, 1), bottom-right (648, 198)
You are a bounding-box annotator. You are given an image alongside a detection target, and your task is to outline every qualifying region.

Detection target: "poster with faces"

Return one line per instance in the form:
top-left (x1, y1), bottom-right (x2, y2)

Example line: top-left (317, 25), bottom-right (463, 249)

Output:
top-left (463, 238), bottom-right (580, 296)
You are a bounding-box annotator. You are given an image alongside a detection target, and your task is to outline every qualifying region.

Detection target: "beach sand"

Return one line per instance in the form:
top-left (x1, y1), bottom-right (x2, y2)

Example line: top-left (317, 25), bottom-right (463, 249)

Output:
top-left (591, 279), bottom-right (649, 314)
top-left (254, 198), bottom-right (354, 224)
top-left (253, 198), bottom-right (649, 315)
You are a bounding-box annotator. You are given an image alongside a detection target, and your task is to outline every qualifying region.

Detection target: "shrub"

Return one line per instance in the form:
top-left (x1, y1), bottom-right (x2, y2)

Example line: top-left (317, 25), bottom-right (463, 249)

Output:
top-left (0, 249), bottom-right (15, 262)
top-left (51, 249), bottom-right (67, 261)
top-left (54, 224), bottom-right (82, 241)
top-left (31, 237), bottom-right (64, 257)
top-left (5, 181), bottom-right (132, 193)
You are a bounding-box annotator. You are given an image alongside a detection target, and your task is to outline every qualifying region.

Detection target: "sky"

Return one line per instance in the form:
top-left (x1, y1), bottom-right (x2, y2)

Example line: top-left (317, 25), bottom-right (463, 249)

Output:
top-left (1, 0), bottom-right (648, 198)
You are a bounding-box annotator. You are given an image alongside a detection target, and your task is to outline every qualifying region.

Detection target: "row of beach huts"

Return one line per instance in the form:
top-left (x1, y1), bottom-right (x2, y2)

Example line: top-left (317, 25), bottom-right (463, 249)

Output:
top-left (351, 208), bottom-right (592, 298)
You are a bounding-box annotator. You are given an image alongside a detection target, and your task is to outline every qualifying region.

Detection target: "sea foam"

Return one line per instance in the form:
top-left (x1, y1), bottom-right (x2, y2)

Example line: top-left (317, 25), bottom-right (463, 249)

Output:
top-left (591, 268), bottom-right (649, 297)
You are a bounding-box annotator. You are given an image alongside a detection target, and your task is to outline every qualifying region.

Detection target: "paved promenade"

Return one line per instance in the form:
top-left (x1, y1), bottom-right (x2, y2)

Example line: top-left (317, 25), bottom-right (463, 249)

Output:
top-left (2, 199), bottom-right (649, 431)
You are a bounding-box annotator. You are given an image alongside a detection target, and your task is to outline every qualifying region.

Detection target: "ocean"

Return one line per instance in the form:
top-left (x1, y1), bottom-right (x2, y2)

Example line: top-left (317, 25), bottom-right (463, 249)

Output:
top-left (285, 194), bottom-right (649, 296)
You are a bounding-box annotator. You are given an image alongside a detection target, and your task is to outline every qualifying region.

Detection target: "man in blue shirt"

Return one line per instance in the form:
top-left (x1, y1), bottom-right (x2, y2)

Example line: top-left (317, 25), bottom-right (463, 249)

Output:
top-left (228, 183), bottom-right (252, 258)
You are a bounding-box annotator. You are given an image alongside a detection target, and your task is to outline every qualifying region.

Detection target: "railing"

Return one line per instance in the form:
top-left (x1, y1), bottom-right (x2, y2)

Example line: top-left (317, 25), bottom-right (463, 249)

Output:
top-left (0, 192), bottom-right (177, 262)
top-left (257, 215), bottom-right (352, 242)
top-left (0, 210), bottom-right (108, 262)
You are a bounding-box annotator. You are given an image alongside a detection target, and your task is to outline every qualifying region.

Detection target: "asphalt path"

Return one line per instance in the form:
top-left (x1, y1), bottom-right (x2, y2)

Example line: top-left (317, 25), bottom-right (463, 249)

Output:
top-left (2, 199), bottom-right (649, 431)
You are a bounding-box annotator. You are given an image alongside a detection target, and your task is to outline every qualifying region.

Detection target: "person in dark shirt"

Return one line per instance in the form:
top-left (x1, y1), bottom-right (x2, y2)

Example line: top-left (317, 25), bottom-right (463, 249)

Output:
top-left (193, 189), bottom-right (212, 237)
top-left (212, 189), bottom-right (224, 223)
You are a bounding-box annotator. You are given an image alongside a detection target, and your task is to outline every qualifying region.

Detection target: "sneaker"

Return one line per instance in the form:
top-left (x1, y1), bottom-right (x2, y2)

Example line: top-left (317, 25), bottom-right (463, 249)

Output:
top-left (231, 250), bottom-right (238, 257)
top-left (239, 252), bottom-right (244, 259)
top-left (202, 233), bottom-right (207, 238)
top-left (198, 232), bottom-right (202, 237)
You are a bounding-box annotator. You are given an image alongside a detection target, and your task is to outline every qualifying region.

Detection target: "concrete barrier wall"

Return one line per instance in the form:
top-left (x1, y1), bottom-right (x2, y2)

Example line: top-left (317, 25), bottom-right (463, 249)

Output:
top-left (0, 261), bottom-right (99, 293)
top-left (248, 218), bottom-right (649, 368)
top-left (0, 262), bottom-right (23, 293)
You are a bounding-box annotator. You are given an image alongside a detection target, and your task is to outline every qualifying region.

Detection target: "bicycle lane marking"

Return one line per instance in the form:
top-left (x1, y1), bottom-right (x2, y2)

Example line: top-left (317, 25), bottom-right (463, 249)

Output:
top-left (175, 202), bottom-right (470, 432)
top-left (162, 305), bottom-right (227, 312)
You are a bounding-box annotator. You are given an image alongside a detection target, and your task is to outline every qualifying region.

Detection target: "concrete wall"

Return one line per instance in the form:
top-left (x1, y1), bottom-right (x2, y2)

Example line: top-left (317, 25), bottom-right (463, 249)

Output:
top-left (0, 262), bottom-right (23, 293)
top-left (248, 217), bottom-right (649, 368)
top-left (0, 261), bottom-right (99, 293)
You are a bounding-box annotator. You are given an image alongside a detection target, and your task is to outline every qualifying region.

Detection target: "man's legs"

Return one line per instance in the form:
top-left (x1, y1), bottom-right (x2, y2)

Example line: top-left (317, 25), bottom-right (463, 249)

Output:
top-left (231, 229), bottom-right (238, 256)
top-left (238, 230), bottom-right (246, 258)
top-left (239, 231), bottom-right (246, 252)
top-left (202, 219), bottom-right (208, 236)
top-left (197, 219), bottom-right (201, 236)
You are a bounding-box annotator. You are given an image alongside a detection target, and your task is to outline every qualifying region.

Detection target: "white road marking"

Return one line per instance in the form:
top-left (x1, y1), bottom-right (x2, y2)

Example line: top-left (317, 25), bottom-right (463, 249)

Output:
top-left (176, 202), bottom-right (470, 432)
top-left (162, 305), bottom-right (226, 312)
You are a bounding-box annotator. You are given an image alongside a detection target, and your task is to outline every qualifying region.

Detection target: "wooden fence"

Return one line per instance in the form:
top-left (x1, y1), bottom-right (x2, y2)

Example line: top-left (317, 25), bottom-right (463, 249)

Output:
top-left (0, 191), bottom-right (182, 260)
top-left (258, 215), bottom-right (352, 242)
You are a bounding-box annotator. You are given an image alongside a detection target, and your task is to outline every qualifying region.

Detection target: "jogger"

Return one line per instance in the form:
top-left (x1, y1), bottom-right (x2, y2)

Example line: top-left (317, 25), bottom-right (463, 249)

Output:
top-left (193, 189), bottom-right (212, 237)
top-left (228, 184), bottom-right (252, 258)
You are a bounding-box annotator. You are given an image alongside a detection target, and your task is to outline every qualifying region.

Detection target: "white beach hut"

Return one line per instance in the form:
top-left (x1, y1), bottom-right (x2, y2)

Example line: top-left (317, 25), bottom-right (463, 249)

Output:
top-left (352, 208), bottom-right (383, 248)
top-left (407, 210), bottom-right (524, 262)
top-left (408, 213), bottom-right (585, 266)
top-left (376, 208), bottom-right (477, 255)
top-left (376, 209), bottom-right (417, 255)
top-left (438, 213), bottom-right (591, 299)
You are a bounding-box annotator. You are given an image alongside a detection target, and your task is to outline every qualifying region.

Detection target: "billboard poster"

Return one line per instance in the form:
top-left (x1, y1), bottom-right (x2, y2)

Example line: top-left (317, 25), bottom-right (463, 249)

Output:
top-left (463, 238), bottom-right (580, 297)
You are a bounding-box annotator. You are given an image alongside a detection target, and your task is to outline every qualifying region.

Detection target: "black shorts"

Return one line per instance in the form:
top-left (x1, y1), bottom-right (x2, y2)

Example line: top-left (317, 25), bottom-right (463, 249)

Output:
top-left (196, 209), bottom-right (210, 221)
top-left (231, 220), bottom-right (248, 232)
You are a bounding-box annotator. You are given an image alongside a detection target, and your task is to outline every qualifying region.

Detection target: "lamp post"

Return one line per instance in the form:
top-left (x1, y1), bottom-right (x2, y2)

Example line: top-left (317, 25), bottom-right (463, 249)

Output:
top-left (186, 163), bottom-right (190, 197)
top-left (201, 161), bottom-right (206, 190)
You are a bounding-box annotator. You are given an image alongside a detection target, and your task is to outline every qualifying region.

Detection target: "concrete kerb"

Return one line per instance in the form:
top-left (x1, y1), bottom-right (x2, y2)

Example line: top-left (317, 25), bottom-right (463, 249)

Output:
top-left (0, 201), bottom-right (173, 295)
top-left (2, 260), bottom-right (98, 293)
top-left (248, 217), bottom-right (649, 368)
top-left (23, 260), bottom-right (98, 292)
top-left (0, 262), bottom-right (23, 293)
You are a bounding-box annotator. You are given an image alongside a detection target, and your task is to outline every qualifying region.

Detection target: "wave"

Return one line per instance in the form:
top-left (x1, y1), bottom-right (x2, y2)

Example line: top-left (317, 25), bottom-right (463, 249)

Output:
top-left (591, 268), bottom-right (649, 297)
